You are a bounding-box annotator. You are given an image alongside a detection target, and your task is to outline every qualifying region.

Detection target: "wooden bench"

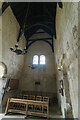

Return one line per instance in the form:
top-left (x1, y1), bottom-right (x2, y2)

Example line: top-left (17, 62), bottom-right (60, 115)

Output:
top-left (17, 94), bottom-right (49, 102)
top-left (5, 98), bottom-right (49, 118)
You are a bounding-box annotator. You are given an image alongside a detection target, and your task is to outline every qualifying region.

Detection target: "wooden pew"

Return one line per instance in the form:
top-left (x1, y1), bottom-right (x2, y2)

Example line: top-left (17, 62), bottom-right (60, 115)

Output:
top-left (17, 94), bottom-right (49, 102)
top-left (5, 98), bottom-right (49, 118)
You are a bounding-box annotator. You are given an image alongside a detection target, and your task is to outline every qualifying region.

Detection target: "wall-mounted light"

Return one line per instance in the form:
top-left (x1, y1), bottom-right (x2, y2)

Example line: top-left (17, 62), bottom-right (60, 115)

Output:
top-left (58, 66), bottom-right (63, 71)
top-left (58, 66), bottom-right (61, 71)
top-left (10, 44), bottom-right (27, 55)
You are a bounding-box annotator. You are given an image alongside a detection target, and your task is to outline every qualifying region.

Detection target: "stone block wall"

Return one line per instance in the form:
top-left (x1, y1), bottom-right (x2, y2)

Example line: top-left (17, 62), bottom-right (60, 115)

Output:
top-left (54, 2), bottom-right (78, 118)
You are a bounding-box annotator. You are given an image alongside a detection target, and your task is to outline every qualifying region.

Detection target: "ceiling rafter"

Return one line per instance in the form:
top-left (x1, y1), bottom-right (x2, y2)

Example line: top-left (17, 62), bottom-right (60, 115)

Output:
top-left (17, 23), bottom-right (54, 42)
top-left (1, 2), bottom-right (63, 54)
top-left (28, 38), bottom-right (53, 41)
top-left (25, 23), bottom-right (53, 34)
top-left (58, 2), bottom-right (63, 8)
top-left (0, 2), bottom-right (11, 15)
top-left (17, 3), bottom-right (30, 42)
top-left (27, 38), bottom-right (54, 53)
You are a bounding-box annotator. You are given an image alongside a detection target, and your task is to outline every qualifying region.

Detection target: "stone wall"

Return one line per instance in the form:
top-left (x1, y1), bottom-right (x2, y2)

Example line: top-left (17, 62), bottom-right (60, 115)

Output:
top-left (54, 2), bottom-right (78, 118)
top-left (0, 2), bottom-right (2, 62)
top-left (0, 6), bottom-right (26, 112)
top-left (0, 2), bottom-right (78, 118)
top-left (2, 6), bottom-right (26, 79)
top-left (78, 2), bottom-right (80, 120)
top-left (1, 5), bottom-right (57, 111)
top-left (19, 29), bottom-right (57, 95)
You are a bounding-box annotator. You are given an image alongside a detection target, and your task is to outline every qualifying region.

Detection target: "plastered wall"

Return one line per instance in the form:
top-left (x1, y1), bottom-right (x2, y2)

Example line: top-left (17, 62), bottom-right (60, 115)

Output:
top-left (54, 2), bottom-right (78, 118)
top-left (0, 6), bottom-right (26, 111)
top-left (78, 2), bottom-right (80, 119)
top-left (2, 6), bottom-right (26, 79)
top-left (0, 2), bottom-right (2, 61)
top-left (1, 5), bottom-right (57, 111)
top-left (19, 31), bottom-right (57, 95)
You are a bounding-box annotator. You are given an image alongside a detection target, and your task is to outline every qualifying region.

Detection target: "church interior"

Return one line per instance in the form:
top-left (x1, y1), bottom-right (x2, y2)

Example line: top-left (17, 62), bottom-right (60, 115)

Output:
top-left (0, 2), bottom-right (79, 119)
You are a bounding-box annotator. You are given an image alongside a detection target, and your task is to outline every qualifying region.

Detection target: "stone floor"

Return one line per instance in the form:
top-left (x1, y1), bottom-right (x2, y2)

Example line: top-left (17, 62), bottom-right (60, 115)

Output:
top-left (0, 104), bottom-right (63, 120)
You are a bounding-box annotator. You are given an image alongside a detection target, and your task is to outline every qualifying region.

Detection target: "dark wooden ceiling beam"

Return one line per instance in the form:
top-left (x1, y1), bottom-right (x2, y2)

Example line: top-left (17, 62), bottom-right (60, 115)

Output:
top-left (34, 31), bottom-right (45, 34)
top-left (24, 26), bottom-right (41, 40)
top-left (44, 7), bottom-right (54, 21)
top-left (17, 3), bottom-right (30, 42)
top-left (28, 38), bottom-right (53, 41)
top-left (25, 23), bottom-right (53, 33)
top-left (58, 2), bottom-right (63, 8)
top-left (17, 28), bottom-right (22, 42)
top-left (0, 2), bottom-right (62, 54)
top-left (0, 2), bottom-right (11, 15)
top-left (25, 21), bottom-right (54, 28)
top-left (28, 39), bottom-right (52, 49)
top-left (24, 23), bottom-right (54, 40)
top-left (26, 15), bottom-right (53, 23)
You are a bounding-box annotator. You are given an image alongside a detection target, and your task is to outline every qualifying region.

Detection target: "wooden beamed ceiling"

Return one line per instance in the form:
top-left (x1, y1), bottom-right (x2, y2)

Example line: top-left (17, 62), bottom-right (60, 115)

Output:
top-left (1, 2), bottom-right (63, 54)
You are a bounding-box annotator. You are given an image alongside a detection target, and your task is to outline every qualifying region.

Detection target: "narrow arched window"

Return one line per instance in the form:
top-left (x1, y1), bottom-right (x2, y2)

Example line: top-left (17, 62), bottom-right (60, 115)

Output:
top-left (33, 55), bottom-right (38, 64)
top-left (40, 55), bottom-right (45, 65)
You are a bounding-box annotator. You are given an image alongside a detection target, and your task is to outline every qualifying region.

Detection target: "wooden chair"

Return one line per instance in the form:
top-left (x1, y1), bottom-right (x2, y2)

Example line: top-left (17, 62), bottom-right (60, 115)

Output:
top-left (23, 95), bottom-right (28, 100)
top-left (36, 96), bottom-right (42, 101)
top-left (28, 95), bottom-right (35, 100)
top-left (43, 97), bottom-right (49, 102)
top-left (28, 95), bottom-right (35, 111)
top-left (17, 94), bottom-right (23, 99)
top-left (35, 96), bottom-right (42, 112)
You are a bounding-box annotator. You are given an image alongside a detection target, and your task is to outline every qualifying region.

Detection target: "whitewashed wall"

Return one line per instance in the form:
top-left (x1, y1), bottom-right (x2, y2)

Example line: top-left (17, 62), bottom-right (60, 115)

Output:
top-left (54, 2), bottom-right (78, 118)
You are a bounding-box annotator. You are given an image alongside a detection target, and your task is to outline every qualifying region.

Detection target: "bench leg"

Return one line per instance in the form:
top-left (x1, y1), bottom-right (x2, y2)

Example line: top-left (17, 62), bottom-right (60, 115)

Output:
top-left (25, 103), bottom-right (28, 118)
top-left (5, 98), bottom-right (10, 115)
top-left (47, 104), bottom-right (49, 119)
